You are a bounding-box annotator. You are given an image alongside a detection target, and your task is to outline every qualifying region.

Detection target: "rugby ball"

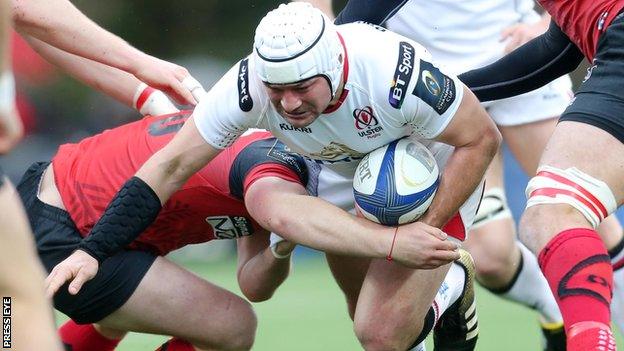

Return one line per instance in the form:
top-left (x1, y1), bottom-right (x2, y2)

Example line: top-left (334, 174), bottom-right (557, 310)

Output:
top-left (353, 137), bottom-right (439, 225)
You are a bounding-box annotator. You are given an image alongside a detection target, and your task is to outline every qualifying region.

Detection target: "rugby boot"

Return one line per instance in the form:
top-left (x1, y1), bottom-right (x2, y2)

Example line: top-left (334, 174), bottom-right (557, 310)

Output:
top-left (541, 322), bottom-right (566, 351)
top-left (433, 249), bottom-right (479, 351)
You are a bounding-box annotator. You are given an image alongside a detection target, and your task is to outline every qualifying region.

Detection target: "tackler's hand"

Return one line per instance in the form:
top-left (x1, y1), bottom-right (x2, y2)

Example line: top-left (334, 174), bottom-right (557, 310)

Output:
top-left (44, 249), bottom-right (99, 298)
top-left (389, 221), bottom-right (460, 269)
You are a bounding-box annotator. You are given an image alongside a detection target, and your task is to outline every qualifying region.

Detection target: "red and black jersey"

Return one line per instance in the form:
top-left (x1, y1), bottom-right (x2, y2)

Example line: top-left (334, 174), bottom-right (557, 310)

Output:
top-left (539, 0), bottom-right (624, 60)
top-left (52, 111), bottom-right (308, 255)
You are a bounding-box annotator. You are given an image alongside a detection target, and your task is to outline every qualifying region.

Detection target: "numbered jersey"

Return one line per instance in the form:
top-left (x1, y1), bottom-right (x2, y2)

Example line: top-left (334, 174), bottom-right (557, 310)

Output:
top-left (52, 111), bottom-right (308, 255)
top-left (194, 22), bottom-right (464, 177)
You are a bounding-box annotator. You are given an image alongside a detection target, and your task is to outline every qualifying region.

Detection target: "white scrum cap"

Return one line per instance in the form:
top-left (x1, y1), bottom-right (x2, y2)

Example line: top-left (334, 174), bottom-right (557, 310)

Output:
top-left (253, 2), bottom-right (344, 97)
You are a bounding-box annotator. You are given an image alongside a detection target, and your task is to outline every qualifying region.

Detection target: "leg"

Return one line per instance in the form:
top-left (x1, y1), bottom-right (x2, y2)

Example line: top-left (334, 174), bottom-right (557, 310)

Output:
top-left (463, 149), bottom-right (521, 289)
top-left (325, 253), bottom-right (370, 319)
top-left (520, 122), bottom-right (624, 349)
top-left (97, 256), bottom-right (257, 351)
top-left (0, 179), bottom-right (63, 351)
top-left (353, 261), bottom-right (451, 351)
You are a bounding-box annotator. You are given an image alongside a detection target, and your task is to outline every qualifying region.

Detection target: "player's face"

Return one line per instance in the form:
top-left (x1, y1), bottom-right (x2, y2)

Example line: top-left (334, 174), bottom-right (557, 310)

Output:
top-left (264, 77), bottom-right (332, 128)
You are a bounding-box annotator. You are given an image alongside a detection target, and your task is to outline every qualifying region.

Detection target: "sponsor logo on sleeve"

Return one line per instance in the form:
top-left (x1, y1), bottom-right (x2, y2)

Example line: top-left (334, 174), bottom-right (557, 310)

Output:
top-left (388, 41), bottom-right (416, 109)
top-left (412, 60), bottom-right (456, 115)
top-left (237, 58), bottom-right (253, 112)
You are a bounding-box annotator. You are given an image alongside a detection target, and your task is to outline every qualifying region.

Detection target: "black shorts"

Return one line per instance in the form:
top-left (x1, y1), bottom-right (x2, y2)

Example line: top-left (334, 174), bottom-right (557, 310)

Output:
top-left (560, 12), bottom-right (624, 143)
top-left (16, 162), bottom-right (157, 324)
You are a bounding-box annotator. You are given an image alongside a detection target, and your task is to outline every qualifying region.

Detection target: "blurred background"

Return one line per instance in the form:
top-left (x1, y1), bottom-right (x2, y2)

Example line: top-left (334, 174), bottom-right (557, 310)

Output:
top-left (9, 0), bottom-right (624, 349)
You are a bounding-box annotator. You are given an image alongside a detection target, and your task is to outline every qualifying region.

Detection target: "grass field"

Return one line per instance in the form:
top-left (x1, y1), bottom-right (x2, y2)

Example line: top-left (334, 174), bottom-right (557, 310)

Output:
top-left (58, 255), bottom-right (624, 350)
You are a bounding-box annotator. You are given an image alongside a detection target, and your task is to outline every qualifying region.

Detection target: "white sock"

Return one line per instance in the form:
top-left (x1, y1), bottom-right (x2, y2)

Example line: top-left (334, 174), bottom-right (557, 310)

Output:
top-left (609, 238), bottom-right (624, 335)
top-left (408, 342), bottom-right (426, 351)
top-left (433, 262), bottom-right (466, 322)
top-left (498, 242), bottom-right (562, 324)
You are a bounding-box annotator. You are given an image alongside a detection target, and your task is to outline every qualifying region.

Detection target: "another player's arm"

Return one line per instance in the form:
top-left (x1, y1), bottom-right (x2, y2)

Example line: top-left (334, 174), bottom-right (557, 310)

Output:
top-left (23, 35), bottom-right (178, 115)
top-left (11, 0), bottom-right (199, 104)
top-left (459, 20), bottom-right (584, 102)
top-left (44, 116), bottom-right (221, 296)
top-left (421, 85), bottom-right (501, 229)
top-left (236, 230), bottom-right (293, 302)
top-left (0, 0), bottom-right (22, 153)
top-left (245, 177), bottom-right (460, 269)
top-left (334, 0), bottom-right (406, 25)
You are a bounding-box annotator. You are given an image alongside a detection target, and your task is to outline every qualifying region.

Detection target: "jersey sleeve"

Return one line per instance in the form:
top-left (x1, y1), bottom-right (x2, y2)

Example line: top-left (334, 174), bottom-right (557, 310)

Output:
top-left (193, 56), bottom-right (268, 149)
top-left (397, 43), bottom-right (465, 139)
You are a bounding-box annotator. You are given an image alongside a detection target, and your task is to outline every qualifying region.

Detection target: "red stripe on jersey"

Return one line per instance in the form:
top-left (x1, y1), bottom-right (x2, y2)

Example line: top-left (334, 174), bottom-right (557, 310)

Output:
top-left (243, 163), bottom-right (305, 196)
top-left (442, 213), bottom-right (465, 241)
top-left (536, 171), bottom-right (608, 218)
top-left (529, 188), bottom-right (604, 221)
top-left (135, 86), bottom-right (156, 110)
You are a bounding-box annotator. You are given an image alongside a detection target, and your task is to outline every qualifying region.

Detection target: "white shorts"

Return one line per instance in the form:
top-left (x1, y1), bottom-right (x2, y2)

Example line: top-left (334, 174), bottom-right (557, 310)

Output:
top-left (482, 75), bottom-right (573, 126)
top-left (310, 162), bottom-right (484, 242)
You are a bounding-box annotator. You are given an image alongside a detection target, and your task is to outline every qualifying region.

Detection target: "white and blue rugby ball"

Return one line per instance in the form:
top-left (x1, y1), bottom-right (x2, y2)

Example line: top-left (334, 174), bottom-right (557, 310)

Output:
top-left (353, 137), bottom-right (439, 225)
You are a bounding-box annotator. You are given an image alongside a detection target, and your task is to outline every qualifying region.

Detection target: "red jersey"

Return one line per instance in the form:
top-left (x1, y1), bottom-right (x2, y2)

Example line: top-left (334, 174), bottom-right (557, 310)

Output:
top-left (52, 111), bottom-right (308, 255)
top-left (540, 0), bottom-right (624, 60)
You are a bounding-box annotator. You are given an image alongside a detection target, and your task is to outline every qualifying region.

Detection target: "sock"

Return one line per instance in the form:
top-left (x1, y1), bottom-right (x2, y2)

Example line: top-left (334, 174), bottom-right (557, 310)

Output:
top-left (408, 341), bottom-right (427, 351)
top-left (59, 320), bottom-right (121, 351)
top-left (408, 262), bottom-right (465, 348)
top-left (609, 234), bottom-right (624, 335)
top-left (538, 228), bottom-right (613, 333)
top-left (155, 338), bottom-right (195, 351)
top-left (489, 242), bottom-right (563, 324)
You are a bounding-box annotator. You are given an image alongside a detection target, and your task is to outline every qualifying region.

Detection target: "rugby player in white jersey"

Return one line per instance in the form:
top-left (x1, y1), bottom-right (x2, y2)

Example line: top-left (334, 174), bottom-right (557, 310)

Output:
top-left (335, 0), bottom-right (624, 348)
top-left (45, 3), bottom-right (500, 350)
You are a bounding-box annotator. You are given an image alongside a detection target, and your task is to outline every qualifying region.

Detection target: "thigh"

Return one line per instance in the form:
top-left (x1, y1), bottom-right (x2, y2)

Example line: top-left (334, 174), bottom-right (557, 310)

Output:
top-left (355, 260), bottom-right (451, 340)
top-left (326, 253), bottom-right (370, 318)
top-left (539, 121), bottom-right (624, 203)
top-left (500, 117), bottom-right (558, 175)
top-left (98, 256), bottom-right (255, 348)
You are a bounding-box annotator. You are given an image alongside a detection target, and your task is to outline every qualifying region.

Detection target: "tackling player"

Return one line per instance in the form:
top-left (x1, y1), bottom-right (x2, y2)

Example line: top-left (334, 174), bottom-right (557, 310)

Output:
top-left (24, 110), bottom-right (475, 351)
top-left (46, 3), bottom-right (500, 350)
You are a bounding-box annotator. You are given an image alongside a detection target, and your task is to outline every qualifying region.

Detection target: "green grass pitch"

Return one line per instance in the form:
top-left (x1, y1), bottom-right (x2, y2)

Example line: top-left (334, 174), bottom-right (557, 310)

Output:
top-left (57, 256), bottom-right (623, 350)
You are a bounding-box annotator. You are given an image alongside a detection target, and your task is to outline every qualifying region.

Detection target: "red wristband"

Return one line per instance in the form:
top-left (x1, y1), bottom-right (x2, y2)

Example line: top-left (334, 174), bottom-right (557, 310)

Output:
top-left (387, 226), bottom-right (399, 261)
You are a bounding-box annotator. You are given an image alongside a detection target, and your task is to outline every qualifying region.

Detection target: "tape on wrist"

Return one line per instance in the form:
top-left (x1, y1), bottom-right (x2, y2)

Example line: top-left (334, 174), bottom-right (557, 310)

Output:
top-left (269, 233), bottom-right (291, 259)
top-left (133, 83), bottom-right (179, 116)
top-left (0, 71), bottom-right (16, 117)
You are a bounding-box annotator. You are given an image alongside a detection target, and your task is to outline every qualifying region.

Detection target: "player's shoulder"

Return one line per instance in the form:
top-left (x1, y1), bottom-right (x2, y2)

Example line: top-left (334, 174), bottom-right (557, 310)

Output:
top-left (338, 22), bottom-right (432, 110)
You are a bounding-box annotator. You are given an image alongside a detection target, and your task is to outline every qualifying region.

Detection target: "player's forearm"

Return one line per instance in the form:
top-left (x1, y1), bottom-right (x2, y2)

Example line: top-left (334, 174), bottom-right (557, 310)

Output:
top-left (459, 20), bottom-right (583, 102)
top-left (23, 35), bottom-right (139, 107)
top-left (254, 193), bottom-right (390, 258)
top-left (422, 130), bottom-right (499, 228)
top-left (237, 248), bottom-right (291, 302)
top-left (12, 0), bottom-right (146, 74)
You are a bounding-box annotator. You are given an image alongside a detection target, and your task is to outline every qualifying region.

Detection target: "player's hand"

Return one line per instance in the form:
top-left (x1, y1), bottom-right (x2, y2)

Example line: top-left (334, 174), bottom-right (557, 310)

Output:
top-left (44, 249), bottom-right (99, 298)
top-left (0, 109), bottom-right (24, 154)
top-left (132, 54), bottom-right (206, 106)
top-left (500, 21), bottom-right (549, 53)
top-left (391, 221), bottom-right (460, 269)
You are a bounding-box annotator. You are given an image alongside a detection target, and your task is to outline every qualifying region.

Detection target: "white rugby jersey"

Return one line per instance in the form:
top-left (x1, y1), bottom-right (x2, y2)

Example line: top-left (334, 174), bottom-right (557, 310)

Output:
top-left (194, 22), bottom-right (464, 176)
top-left (386, 0), bottom-right (540, 74)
